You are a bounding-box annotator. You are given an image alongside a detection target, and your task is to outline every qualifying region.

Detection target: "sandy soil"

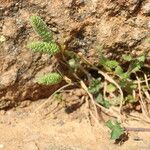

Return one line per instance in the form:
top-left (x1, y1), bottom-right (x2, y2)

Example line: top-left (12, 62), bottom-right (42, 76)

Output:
top-left (0, 99), bottom-right (150, 150)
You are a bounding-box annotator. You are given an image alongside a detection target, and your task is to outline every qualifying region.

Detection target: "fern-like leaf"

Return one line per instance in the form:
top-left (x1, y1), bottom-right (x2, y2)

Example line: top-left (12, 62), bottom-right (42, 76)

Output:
top-left (99, 55), bottom-right (119, 71)
top-left (37, 73), bottom-right (62, 85)
top-left (27, 41), bottom-right (60, 55)
top-left (30, 15), bottom-right (53, 42)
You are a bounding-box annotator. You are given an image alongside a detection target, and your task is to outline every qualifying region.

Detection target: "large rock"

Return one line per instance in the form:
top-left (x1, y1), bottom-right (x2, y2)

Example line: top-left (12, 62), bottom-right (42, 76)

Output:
top-left (0, 0), bottom-right (149, 109)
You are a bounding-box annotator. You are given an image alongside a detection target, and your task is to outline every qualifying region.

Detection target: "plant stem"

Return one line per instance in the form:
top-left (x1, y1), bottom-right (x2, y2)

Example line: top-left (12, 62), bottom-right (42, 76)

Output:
top-left (125, 127), bottom-right (150, 132)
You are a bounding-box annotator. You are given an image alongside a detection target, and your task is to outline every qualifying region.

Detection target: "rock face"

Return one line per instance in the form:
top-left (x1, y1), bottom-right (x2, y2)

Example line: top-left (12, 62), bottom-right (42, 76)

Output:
top-left (0, 0), bottom-right (149, 109)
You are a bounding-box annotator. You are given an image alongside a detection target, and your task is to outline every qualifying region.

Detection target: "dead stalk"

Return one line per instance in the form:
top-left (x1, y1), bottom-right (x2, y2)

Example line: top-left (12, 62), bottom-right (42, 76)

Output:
top-left (136, 75), bottom-right (150, 122)
top-left (77, 53), bottom-right (124, 114)
top-left (80, 80), bottom-right (99, 120)
top-left (33, 83), bottom-right (75, 113)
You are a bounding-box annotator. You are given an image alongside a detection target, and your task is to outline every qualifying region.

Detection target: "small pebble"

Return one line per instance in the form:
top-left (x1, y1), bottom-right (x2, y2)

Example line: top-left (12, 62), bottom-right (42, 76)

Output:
top-left (0, 110), bottom-right (6, 115)
top-left (51, 27), bottom-right (58, 32)
top-left (57, 120), bottom-right (65, 126)
top-left (133, 136), bottom-right (143, 141)
top-left (0, 144), bottom-right (4, 149)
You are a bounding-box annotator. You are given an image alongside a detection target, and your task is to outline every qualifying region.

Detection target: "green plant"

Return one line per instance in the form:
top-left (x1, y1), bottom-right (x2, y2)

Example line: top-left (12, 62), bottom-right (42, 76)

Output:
top-left (27, 41), bottom-right (60, 55)
top-left (37, 73), bottom-right (62, 85)
top-left (30, 15), bottom-right (53, 42)
top-left (99, 51), bottom-right (146, 99)
top-left (106, 120), bottom-right (124, 140)
top-left (96, 94), bottom-right (111, 109)
top-left (88, 78), bottom-right (111, 108)
top-left (27, 15), bottom-right (150, 141)
top-left (27, 15), bottom-right (62, 85)
top-left (88, 78), bottom-right (102, 95)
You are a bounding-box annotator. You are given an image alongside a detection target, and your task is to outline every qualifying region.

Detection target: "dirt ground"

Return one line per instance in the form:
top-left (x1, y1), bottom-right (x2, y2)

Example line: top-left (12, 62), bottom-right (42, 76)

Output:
top-left (0, 99), bottom-right (150, 150)
top-left (0, 0), bottom-right (150, 149)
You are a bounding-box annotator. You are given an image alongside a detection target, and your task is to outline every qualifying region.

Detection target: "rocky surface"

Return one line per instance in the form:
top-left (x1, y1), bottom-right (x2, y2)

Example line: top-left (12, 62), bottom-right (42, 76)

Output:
top-left (0, 0), bottom-right (149, 109)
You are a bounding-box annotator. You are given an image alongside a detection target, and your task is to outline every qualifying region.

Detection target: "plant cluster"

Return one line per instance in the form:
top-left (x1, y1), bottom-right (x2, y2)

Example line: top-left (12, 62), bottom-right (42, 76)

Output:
top-left (27, 15), bottom-right (150, 141)
top-left (27, 15), bottom-right (62, 85)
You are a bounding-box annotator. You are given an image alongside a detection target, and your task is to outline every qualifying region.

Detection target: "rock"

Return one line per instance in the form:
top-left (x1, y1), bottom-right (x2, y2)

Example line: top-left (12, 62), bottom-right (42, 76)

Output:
top-left (142, 1), bottom-right (150, 16)
top-left (0, 67), bottom-right (18, 88)
top-left (28, 0), bottom-right (47, 7)
top-left (2, 18), bottom-right (18, 38)
top-left (0, 0), bottom-right (149, 109)
top-left (0, 0), bottom-right (14, 8)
